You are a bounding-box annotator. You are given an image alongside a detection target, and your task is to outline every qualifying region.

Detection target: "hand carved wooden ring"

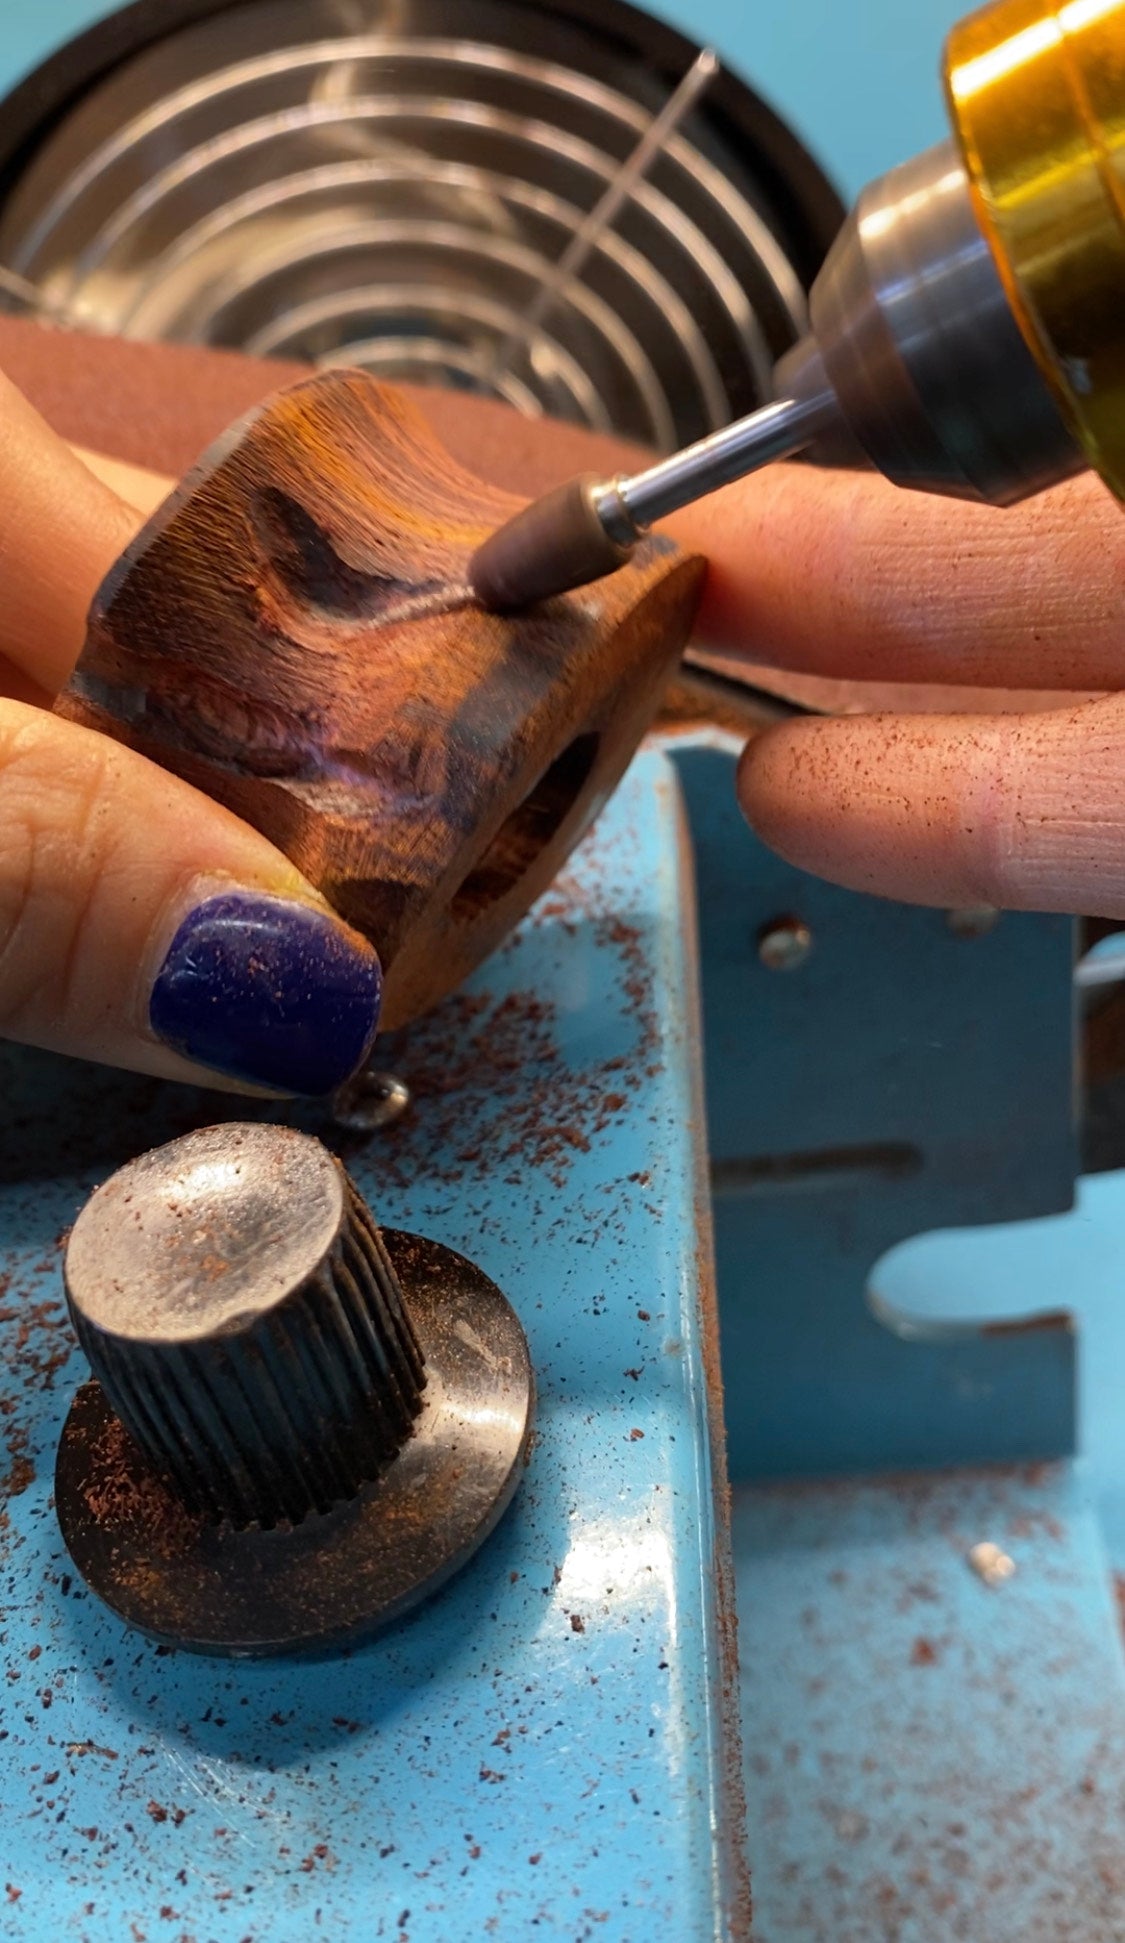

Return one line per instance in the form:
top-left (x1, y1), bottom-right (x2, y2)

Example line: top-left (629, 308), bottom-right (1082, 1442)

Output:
top-left (56, 371), bottom-right (705, 1029)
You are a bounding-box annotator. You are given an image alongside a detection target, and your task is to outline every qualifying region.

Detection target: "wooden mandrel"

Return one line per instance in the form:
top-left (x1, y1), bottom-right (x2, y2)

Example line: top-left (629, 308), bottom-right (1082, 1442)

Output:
top-left (56, 370), bottom-right (705, 1029)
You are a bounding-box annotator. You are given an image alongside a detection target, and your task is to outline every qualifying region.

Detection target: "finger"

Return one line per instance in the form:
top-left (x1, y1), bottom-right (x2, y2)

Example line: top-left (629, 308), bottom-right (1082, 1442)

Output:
top-left (0, 370), bottom-right (142, 693)
top-left (738, 693), bottom-right (1125, 915)
top-left (0, 700), bottom-right (381, 1095)
top-left (0, 437), bottom-right (169, 703)
top-left (0, 656), bottom-right (52, 709)
top-left (70, 443), bottom-right (173, 518)
top-left (670, 464), bottom-right (1125, 691)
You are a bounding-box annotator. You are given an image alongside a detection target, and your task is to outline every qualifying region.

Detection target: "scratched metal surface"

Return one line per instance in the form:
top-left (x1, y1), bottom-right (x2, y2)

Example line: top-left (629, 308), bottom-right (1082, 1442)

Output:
top-left (736, 1464), bottom-right (1125, 1943)
top-left (0, 751), bottom-right (740, 1942)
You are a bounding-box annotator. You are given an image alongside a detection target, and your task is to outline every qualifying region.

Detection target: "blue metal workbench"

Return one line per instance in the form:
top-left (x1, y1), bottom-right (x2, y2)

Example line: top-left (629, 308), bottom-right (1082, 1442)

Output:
top-left (0, 753), bottom-right (744, 1941)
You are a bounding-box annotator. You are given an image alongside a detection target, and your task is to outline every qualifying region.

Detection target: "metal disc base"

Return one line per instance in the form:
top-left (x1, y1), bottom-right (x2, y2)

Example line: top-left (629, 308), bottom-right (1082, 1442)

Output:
top-left (55, 1231), bottom-right (534, 1657)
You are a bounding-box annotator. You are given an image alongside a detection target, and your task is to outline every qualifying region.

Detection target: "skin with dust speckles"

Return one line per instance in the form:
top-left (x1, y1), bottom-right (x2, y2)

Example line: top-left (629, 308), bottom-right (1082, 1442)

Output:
top-left (668, 463), bottom-right (1125, 920)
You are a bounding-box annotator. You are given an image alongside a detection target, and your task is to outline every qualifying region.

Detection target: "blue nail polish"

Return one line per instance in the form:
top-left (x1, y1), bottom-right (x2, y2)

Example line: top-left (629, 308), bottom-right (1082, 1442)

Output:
top-left (150, 893), bottom-right (382, 1095)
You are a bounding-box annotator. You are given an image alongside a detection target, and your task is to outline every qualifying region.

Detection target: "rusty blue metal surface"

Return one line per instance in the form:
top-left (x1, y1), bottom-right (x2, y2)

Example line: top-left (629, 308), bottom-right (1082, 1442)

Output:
top-left (661, 733), bottom-right (1125, 1940)
top-left (668, 737), bottom-right (1079, 1481)
top-left (726, 1180), bottom-right (1125, 1941)
top-left (880, 1175), bottom-right (1125, 1570)
top-left (735, 1463), bottom-right (1125, 1943)
top-left (0, 752), bottom-right (744, 1942)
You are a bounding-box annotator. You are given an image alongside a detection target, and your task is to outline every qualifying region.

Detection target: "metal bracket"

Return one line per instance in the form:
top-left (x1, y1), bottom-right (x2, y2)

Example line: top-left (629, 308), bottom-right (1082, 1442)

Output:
top-left (670, 737), bottom-right (1079, 1480)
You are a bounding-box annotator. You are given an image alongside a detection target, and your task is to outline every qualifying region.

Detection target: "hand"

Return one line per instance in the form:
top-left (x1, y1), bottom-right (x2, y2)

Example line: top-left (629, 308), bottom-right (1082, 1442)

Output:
top-left (673, 463), bottom-right (1125, 917)
top-left (0, 371), bottom-right (381, 1095)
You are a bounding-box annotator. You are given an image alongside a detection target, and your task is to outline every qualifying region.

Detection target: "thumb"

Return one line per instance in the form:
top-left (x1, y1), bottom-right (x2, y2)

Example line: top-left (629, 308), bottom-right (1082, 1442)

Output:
top-left (0, 700), bottom-right (382, 1094)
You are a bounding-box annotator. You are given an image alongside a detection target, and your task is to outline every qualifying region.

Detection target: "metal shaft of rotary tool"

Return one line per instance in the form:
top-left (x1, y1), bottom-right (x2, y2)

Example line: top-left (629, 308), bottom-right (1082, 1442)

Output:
top-left (595, 391), bottom-right (836, 536)
top-left (470, 100), bottom-right (1112, 613)
top-left (469, 390), bottom-right (835, 611)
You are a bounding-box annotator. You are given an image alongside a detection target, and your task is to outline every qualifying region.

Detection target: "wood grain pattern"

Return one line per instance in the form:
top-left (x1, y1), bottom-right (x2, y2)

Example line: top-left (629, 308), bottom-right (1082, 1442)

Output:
top-left (5, 319), bottom-right (1086, 723)
top-left (56, 368), bottom-right (704, 1028)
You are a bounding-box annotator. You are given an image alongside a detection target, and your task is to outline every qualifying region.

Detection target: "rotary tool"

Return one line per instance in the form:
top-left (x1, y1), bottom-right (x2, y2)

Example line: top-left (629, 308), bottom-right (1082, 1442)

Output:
top-left (470, 0), bottom-right (1125, 612)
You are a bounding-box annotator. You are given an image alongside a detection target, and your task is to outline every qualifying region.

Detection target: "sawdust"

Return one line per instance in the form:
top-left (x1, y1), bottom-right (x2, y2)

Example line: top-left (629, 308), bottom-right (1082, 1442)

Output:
top-left (80, 1413), bottom-right (204, 1553)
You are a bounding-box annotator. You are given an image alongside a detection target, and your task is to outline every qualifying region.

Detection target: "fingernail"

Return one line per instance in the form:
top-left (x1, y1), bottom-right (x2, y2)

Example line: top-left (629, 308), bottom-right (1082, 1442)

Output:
top-left (149, 892), bottom-right (382, 1095)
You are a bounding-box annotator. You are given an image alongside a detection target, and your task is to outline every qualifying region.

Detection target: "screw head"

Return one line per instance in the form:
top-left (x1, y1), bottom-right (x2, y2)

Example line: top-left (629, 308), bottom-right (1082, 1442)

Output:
top-left (967, 1540), bottom-right (1016, 1586)
top-left (757, 915), bottom-right (813, 971)
top-left (946, 905), bottom-right (999, 939)
top-left (330, 1066), bottom-right (412, 1132)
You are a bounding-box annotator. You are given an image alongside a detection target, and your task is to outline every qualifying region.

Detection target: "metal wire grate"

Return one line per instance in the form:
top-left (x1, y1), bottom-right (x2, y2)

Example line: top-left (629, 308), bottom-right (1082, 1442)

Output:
top-left (0, 0), bottom-right (837, 451)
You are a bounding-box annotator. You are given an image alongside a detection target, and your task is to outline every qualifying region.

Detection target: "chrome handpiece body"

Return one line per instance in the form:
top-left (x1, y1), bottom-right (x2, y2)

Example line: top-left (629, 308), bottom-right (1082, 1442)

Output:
top-left (470, 0), bottom-right (1125, 612)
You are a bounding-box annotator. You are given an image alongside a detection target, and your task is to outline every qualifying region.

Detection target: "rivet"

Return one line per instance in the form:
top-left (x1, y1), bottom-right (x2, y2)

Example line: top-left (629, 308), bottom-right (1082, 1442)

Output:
top-left (757, 915), bottom-right (813, 971)
top-left (967, 1540), bottom-right (1016, 1586)
top-left (330, 1067), bottom-right (412, 1131)
top-left (946, 906), bottom-right (999, 939)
